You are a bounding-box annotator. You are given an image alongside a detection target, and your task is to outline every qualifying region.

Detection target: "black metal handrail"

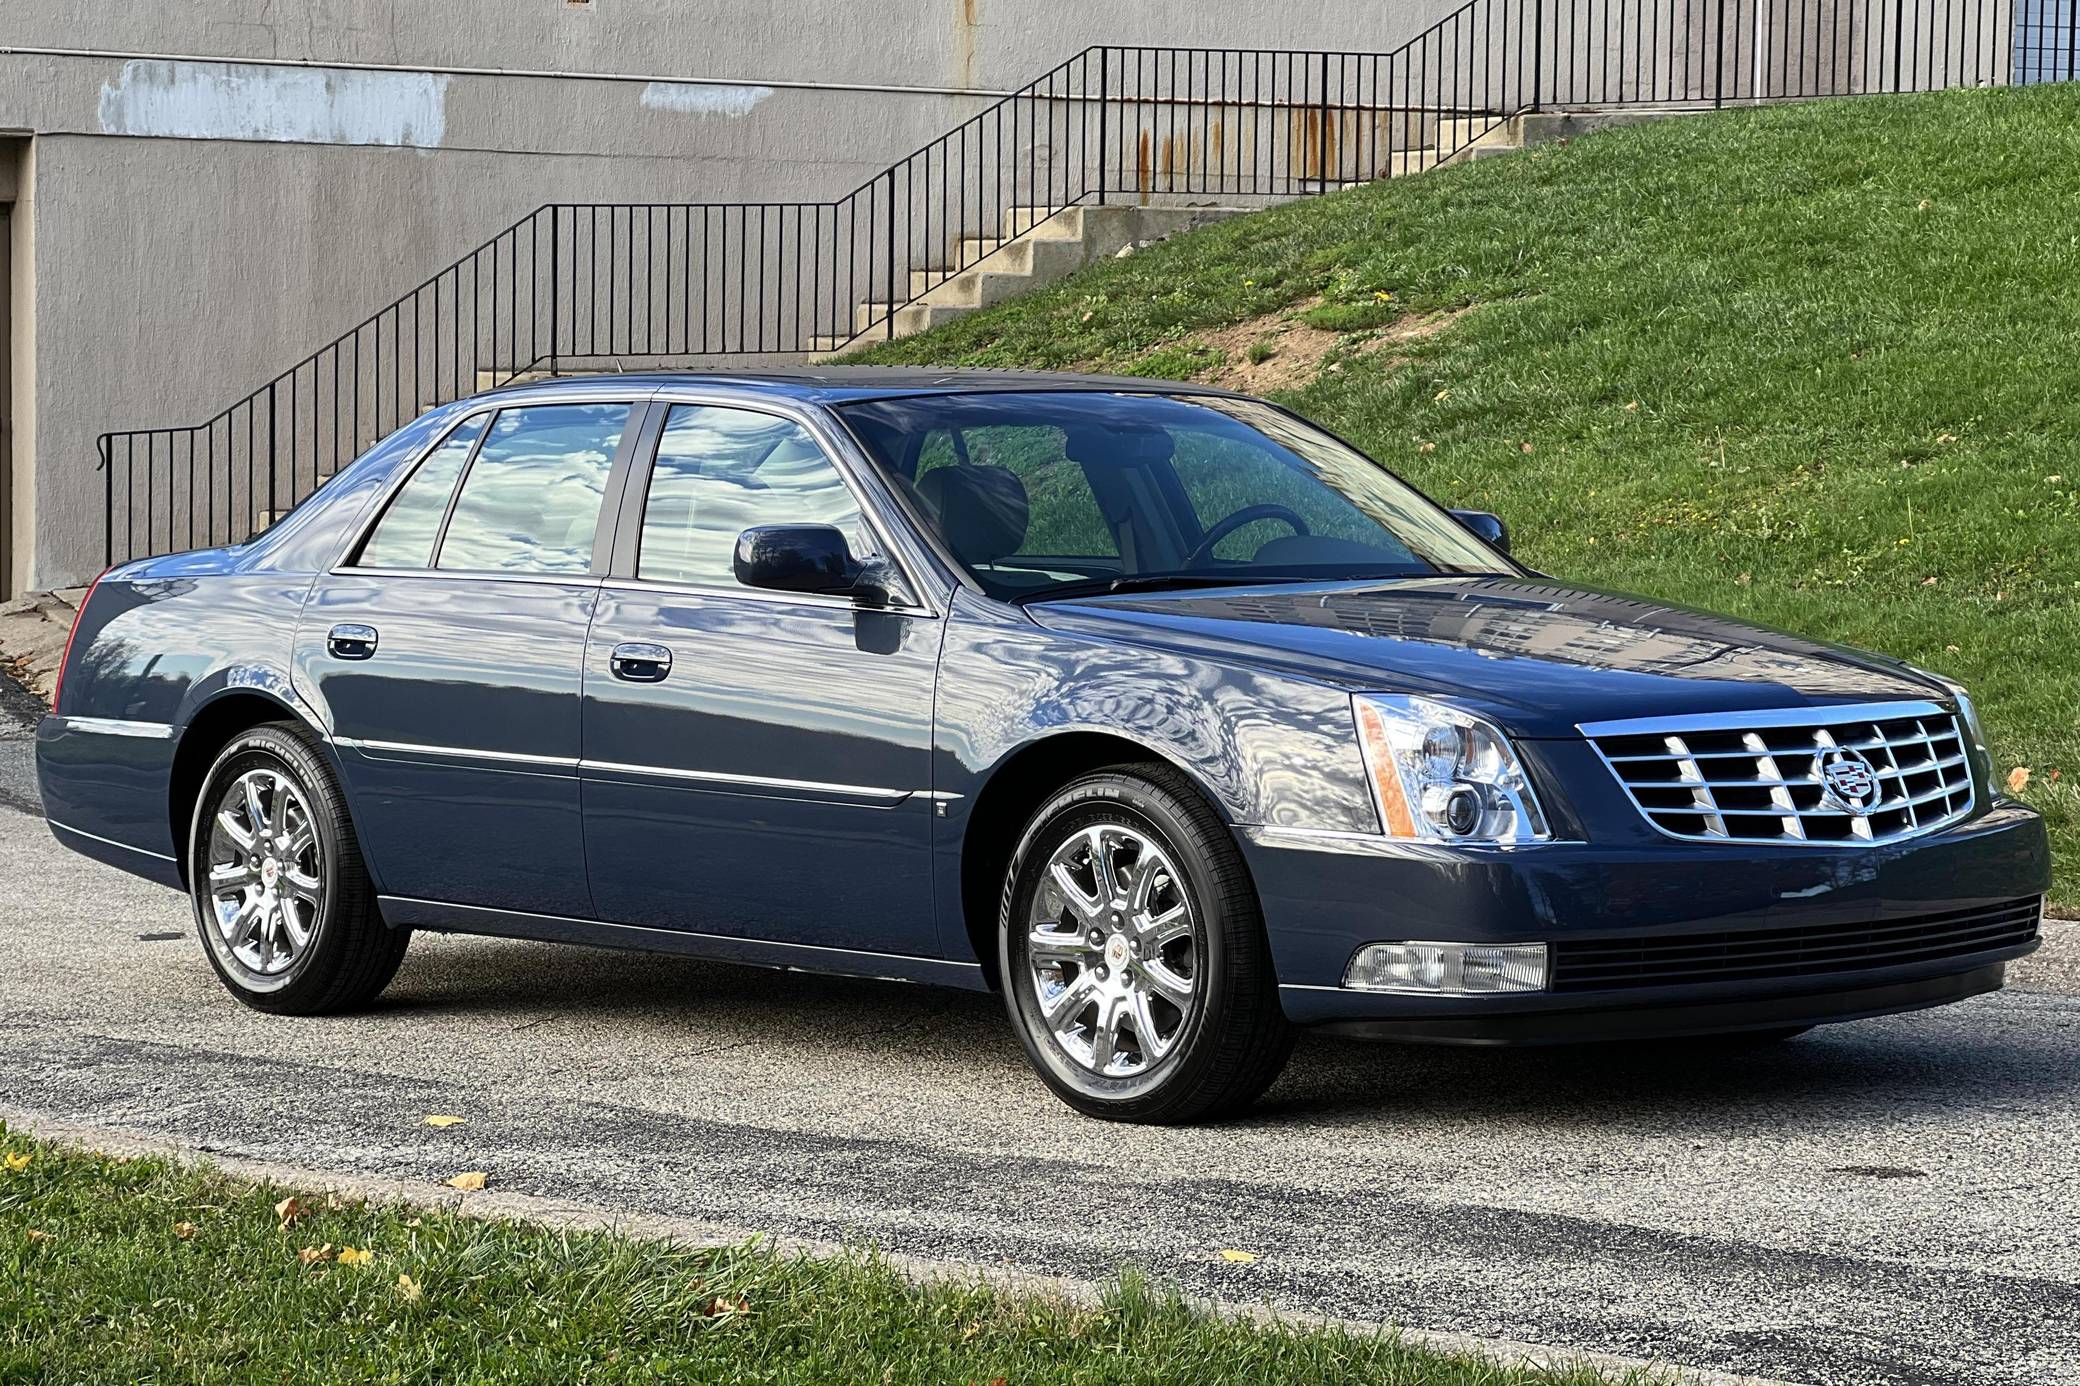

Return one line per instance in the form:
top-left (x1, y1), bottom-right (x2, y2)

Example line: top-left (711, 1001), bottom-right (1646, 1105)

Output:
top-left (99, 0), bottom-right (2040, 565)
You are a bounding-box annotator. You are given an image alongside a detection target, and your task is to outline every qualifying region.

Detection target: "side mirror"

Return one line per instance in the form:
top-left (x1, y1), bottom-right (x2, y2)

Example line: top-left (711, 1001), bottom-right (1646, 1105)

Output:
top-left (1450, 509), bottom-right (1510, 555)
top-left (734, 524), bottom-right (904, 608)
top-left (734, 524), bottom-right (861, 597)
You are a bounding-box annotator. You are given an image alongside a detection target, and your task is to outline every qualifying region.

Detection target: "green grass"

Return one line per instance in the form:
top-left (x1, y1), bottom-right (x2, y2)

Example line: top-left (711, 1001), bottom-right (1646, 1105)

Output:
top-left (0, 1125), bottom-right (1624, 1385)
top-left (845, 84), bottom-right (2080, 905)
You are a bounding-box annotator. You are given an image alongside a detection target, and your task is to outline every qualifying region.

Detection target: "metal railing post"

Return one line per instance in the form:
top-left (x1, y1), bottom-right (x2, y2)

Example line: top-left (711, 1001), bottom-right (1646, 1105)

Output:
top-left (1096, 48), bottom-right (1109, 205)
top-left (1318, 50), bottom-right (1333, 187)
top-left (885, 167), bottom-right (898, 341)
top-left (548, 207), bottom-right (561, 377)
top-left (1715, 0), bottom-right (1728, 104)
top-left (1532, 0), bottom-right (1545, 110)
top-left (99, 437), bottom-right (113, 568)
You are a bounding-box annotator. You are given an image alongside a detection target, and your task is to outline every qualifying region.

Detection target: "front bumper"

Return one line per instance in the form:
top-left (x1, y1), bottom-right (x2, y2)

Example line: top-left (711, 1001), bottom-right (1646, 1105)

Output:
top-left (1241, 800), bottom-right (2049, 1041)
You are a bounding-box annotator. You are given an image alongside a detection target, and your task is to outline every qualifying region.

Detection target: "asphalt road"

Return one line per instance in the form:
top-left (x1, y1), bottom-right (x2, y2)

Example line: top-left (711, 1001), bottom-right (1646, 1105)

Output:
top-left (2, 702), bottom-right (2077, 1386)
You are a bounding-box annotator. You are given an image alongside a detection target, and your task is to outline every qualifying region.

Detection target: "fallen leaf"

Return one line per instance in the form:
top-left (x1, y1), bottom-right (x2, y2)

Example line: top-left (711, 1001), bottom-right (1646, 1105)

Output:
top-left (1921, 576), bottom-right (1939, 586)
top-left (706, 1295), bottom-right (752, 1316)
top-left (25, 1229), bottom-right (53, 1244)
top-left (445, 1171), bottom-right (488, 1192)
top-left (396, 1273), bottom-right (423, 1303)
top-left (1917, 198), bottom-right (1933, 211)
top-left (1418, 441), bottom-right (1436, 454)
top-left (337, 1246), bottom-right (374, 1267)
top-left (1433, 387), bottom-right (1451, 402)
top-left (1217, 1248), bottom-right (1259, 1264)
top-left (1519, 441), bottom-right (1536, 454)
top-left (173, 1222), bottom-right (198, 1241)
top-left (299, 1244), bottom-right (335, 1266)
top-left (3, 1153), bottom-right (30, 1173)
top-left (274, 1196), bottom-right (308, 1227)
top-left (1936, 433), bottom-right (1958, 444)
top-left (422, 1115), bottom-right (468, 1129)
top-left (1625, 400), bottom-right (1641, 411)
top-left (2006, 766), bottom-right (2032, 794)
top-left (405, 1218), bottom-right (423, 1228)
top-left (1944, 644), bottom-right (1961, 653)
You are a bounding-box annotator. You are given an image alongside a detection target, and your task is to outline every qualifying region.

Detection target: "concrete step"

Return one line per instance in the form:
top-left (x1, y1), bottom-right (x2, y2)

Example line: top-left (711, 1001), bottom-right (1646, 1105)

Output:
top-left (813, 203), bottom-right (1247, 361)
top-left (1435, 115), bottom-right (1523, 151)
top-left (850, 299), bottom-right (973, 337)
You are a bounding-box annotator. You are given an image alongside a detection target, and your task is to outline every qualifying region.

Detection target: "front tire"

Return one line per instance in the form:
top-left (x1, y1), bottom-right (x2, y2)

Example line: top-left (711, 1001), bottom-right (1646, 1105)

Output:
top-left (187, 723), bottom-right (408, 1014)
top-left (1000, 764), bottom-right (1294, 1122)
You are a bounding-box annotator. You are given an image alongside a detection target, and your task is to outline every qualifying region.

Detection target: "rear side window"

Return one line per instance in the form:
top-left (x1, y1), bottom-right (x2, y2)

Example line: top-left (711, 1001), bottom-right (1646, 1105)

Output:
top-left (354, 414), bottom-right (487, 569)
top-left (636, 405), bottom-right (874, 588)
top-left (437, 403), bottom-right (629, 574)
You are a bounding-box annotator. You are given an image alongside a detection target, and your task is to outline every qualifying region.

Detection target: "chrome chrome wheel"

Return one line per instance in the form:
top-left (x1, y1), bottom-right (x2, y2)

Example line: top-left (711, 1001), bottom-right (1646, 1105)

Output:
top-left (206, 768), bottom-right (322, 977)
top-left (1026, 823), bottom-right (1201, 1078)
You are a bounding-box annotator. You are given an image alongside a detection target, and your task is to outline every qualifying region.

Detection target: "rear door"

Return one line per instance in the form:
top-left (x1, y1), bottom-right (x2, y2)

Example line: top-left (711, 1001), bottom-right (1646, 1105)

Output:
top-left (297, 397), bottom-right (647, 918)
top-left (579, 398), bottom-right (945, 959)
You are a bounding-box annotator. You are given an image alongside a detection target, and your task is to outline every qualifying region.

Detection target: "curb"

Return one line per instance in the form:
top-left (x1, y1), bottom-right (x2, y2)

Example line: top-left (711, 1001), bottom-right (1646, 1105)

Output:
top-left (3, 1106), bottom-right (1810, 1386)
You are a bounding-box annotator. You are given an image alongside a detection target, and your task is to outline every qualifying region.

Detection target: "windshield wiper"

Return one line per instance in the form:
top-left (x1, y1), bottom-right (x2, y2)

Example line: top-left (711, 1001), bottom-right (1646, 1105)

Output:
top-left (1013, 573), bottom-right (1332, 605)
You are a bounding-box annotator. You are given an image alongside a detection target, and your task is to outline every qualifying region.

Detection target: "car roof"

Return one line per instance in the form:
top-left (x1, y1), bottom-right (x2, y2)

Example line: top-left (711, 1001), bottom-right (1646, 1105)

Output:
top-left (476, 367), bottom-right (1253, 407)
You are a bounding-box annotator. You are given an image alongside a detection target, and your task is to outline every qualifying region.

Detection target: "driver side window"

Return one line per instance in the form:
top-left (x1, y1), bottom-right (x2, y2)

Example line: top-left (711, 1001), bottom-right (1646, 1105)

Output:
top-left (636, 405), bottom-right (876, 588)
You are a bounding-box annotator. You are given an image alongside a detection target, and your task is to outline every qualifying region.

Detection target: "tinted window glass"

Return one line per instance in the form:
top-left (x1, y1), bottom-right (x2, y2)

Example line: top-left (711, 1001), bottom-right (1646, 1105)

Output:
top-left (637, 406), bottom-right (874, 587)
top-left (437, 403), bottom-right (628, 574)
top-left (913, 426), bottom-right (1117, 558)
top-left (840, 391), bottom-right (1508, 601)
top-left (1170, 427), bottom-right (1411, 562)
top-left (354, 414), bottom-right (486, 569)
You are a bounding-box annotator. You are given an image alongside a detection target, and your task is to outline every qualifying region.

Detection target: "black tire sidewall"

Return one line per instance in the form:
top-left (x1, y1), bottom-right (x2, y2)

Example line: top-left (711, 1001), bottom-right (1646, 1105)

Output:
top-left (188, 727), bottom-right (350, 1002)
top-left (1000, 774), bottom-right (1240, 1115)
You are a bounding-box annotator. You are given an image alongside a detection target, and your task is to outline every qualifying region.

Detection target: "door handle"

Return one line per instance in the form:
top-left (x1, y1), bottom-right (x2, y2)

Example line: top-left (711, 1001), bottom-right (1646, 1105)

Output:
top-left (609, 642), bottom-right (673, 683)
top-left (327, 624), bottom-right (379, 660)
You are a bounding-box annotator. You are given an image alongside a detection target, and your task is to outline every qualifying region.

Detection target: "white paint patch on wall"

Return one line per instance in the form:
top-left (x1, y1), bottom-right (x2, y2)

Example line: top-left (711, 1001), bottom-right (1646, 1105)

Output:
top-left (97, 61), bottom-right (449, 148)
top-left (639, 82), bottom-right (773, 118)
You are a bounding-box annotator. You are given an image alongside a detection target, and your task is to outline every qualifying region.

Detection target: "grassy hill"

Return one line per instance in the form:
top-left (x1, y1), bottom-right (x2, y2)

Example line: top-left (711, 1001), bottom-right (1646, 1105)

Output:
top-left (845, 83), bottom-right (2080, 908)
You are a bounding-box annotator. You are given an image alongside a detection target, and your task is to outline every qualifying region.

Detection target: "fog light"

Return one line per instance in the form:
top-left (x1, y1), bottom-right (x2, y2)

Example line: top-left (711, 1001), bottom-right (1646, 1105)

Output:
top-left (1344, 941), bottom-right (1549, 995)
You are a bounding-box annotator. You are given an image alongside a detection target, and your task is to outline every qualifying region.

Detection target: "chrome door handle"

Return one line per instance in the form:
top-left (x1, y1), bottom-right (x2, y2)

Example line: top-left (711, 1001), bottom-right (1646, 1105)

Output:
top-left (327, 624), bottom-right (379, 660)
top-left (609, 642), bottom-right (673, 683)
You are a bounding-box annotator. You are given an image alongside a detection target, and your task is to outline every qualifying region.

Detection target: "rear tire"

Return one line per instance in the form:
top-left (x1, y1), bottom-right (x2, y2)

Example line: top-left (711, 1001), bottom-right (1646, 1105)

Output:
top-left (999, 763), bottom-right (1294, 1123)
top-left (187, 723), bottom-right (408, 1014)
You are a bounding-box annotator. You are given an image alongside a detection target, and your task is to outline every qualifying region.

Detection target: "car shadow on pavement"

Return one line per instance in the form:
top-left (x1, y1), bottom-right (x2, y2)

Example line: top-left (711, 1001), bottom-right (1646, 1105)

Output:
top-left (370, 934), bottom-right (2080, 1132)
top-left (1260, 1017), bottom-right (2080, 1131)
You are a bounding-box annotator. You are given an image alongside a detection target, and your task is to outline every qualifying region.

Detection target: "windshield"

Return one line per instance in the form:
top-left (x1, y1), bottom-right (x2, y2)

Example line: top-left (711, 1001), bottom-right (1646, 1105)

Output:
top-left (837, 391), bottom-right (1517, 602)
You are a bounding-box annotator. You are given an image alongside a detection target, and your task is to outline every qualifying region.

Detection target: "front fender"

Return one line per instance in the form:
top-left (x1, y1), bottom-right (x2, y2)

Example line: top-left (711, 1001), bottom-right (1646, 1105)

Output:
top-left (935, 592), bottom-right (1377, 834)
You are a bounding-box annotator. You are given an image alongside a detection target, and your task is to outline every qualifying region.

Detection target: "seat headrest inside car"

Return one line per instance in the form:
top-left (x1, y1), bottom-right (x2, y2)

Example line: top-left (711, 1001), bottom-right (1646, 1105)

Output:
top-left (917, 465), bottom-right (1029, 565)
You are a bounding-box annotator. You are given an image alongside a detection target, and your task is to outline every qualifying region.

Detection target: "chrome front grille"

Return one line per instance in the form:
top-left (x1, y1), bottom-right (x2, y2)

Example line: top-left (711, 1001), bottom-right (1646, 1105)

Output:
top-left (1581, 701), bottom-right (1976, 845)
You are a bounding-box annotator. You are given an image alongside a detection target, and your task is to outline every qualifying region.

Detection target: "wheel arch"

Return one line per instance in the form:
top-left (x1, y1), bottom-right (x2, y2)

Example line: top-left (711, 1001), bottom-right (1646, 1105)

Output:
top-left (956, 729), bottom-right (1239, 988)
top-left (168, 690), bottom-right (340, 889)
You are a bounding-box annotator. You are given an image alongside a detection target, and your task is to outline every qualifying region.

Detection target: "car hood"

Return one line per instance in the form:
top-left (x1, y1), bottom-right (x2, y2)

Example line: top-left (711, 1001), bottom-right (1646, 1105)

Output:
top-left (1027, 576), bottom-right (1948, 738)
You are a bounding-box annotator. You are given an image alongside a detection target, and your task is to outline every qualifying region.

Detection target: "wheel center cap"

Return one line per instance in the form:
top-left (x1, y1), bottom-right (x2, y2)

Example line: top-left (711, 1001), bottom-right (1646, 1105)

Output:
top-left (1104, 933), bottom-right (1130, 970)
top-left (259, 859), bottom-right (280, 888)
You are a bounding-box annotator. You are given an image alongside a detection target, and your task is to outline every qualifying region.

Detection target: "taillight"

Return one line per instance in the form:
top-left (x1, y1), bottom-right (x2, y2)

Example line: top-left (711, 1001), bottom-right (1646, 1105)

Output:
top-left (50, 568), bottom-right (110, 716)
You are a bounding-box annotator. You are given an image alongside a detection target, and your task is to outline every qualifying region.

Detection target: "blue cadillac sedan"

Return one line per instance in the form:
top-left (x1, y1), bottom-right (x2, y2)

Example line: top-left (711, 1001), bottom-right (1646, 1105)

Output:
top-left (38, 372), bottom-right (2049, 1121)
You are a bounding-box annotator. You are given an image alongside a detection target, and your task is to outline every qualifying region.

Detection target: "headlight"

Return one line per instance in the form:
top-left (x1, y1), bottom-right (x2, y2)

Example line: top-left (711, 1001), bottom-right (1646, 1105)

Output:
top-left (1352, 695), bottom-right (1551, 844)
top-left (1909, 666), bottom-right (1992, 787)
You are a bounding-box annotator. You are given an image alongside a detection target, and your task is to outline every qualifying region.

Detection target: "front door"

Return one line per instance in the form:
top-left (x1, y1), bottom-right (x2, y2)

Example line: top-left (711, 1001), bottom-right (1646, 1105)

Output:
top-left (580, 400), bottom-right (943, 959)
top-left (296, 398), bottom-right (643, 918)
